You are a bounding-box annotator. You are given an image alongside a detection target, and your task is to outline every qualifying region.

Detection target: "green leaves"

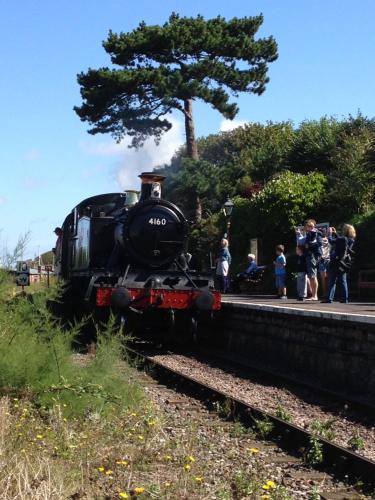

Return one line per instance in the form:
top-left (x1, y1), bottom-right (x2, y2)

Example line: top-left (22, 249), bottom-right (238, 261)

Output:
top-left (75, 13), bottom-right (278, 148)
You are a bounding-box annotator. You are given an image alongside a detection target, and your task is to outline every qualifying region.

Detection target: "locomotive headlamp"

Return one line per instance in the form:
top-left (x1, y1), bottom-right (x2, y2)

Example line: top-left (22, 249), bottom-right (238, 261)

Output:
top-left (222, 196), bottom-right (234, 217)
top-left (139, 172), bottom-right (166, 201)
top-left (150, 276), bottom-right (163, 288)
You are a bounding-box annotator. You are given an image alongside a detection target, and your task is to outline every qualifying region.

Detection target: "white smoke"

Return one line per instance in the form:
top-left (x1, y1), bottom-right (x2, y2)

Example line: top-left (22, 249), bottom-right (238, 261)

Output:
top-left (81, 117), bottom-right (184, 190)
top-left (117, 117), bottom-right (184, 189)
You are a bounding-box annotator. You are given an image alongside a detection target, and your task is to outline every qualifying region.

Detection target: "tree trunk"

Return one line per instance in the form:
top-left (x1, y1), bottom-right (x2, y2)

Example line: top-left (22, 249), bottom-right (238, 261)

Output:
top-left (184, 98), bottom-right (202, 221)
top-left (184, 98), bottom-right (199, 160)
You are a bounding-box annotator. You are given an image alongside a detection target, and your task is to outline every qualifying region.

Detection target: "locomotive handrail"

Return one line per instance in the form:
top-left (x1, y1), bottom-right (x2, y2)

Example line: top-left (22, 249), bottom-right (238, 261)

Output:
top-left (174, 259), bottom-right (198, 289)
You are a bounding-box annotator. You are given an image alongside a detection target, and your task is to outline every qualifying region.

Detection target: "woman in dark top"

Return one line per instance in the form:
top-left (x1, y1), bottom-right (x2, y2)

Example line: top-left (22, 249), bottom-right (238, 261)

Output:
top-left (324, 224), bottom-right (356, 303)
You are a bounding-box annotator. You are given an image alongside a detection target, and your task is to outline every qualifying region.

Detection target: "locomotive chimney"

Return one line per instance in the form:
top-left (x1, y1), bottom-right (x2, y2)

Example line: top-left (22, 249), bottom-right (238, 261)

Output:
top-left (139, 172), bottom-right (166, 201)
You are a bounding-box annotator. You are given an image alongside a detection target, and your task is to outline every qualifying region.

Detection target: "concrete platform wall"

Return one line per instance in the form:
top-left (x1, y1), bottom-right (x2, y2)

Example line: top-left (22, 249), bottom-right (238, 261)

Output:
top-left (209, 303), bottom-right (375, 402)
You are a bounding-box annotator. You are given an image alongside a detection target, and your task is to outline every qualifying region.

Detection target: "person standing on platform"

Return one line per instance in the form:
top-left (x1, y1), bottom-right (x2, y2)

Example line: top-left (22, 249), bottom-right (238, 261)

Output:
top-left (296, 245), bottom-right (307, 301)
top-left (216, 238), bottom-right (232, 294)
top-left (324, 224), bottom-right (356, 304)
top-left (319, 228), bottom-right (331, 299)
top-left (298, 219), bottom-right (323, 301)
top-left (274, 244), bottom-right (287, 299)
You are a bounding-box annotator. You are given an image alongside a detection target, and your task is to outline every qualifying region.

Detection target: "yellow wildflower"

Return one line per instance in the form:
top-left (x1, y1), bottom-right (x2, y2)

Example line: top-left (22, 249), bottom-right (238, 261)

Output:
top-left (21, 449), bottom-right (26, 453)
top-left (262, 484), bottom-right (270, 490)
top-left (36, 435), bottom-right (43, 439)
top-left (97, 466), bottom-right (105, 472)
top-left (266, 480), bottom-right (276, 489)
top-left (249, 447), bottom-right (259, 454)
top-left (260, 496), bottom-right (270, 500)
top-left (137, 435), bottom-right (144, 441)
top-left (119, 493), bottom-right (129, 499)
top-left (116, 460), bottom-right (129, 466)
top-left (188, 455), bottom-right (195, 462)
top-left (105, 470), bottom-right (114, 475)
top-left (134, 487), bottom-right (145, 494)
top-left (194, 476), bottom-right (203, 483)
top-left (164, 455), bottom-right (172, 461)
top-left (164, 482), bottom-right (171, 487)
top-left (130, 412), bottom-right (137, 417)
top-left (184, 464), bottom-right (191, 471)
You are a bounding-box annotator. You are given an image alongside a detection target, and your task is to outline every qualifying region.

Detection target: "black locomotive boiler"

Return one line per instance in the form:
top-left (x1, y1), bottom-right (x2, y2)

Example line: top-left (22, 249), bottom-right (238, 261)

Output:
top-left (58, 172), bottom-right (221, 340)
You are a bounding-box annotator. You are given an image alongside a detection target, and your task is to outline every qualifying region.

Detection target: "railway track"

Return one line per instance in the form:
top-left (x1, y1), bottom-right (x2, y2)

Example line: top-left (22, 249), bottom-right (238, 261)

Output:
top-left (199, 347), bottom-right (375, 416)
top-left (126, 344), bottom-right (375, 495)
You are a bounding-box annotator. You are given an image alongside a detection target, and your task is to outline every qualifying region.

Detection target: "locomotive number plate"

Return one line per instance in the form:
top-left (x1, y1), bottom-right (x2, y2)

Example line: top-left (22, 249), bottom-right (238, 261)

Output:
top-left (148, 217), bottom-right (167, 226)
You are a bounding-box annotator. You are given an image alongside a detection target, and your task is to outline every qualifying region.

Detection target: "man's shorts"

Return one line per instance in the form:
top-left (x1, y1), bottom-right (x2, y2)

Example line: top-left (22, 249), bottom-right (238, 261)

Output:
top-left (306, 254), bottom-right (318, 278)
top-left (275, 274), bottom-right (286, 288)
top-left (318, 258), bottom-right (330, 273)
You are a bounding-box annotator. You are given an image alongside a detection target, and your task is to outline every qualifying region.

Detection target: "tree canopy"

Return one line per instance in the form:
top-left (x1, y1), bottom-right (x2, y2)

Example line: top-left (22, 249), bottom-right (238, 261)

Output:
top-left (74, 12), bottom-right (278, 160)
top-left (155, 114), bottom-right (375, 271)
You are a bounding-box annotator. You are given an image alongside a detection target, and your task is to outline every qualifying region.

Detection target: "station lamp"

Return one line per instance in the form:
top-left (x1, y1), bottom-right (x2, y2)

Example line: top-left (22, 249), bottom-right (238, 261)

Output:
top-left (222, 196), bottom-right (234, 217)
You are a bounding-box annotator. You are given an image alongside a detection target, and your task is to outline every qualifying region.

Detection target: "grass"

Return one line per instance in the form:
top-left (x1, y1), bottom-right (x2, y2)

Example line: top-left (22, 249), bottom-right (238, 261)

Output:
top-left (0, 271), bottom-right (323, 499)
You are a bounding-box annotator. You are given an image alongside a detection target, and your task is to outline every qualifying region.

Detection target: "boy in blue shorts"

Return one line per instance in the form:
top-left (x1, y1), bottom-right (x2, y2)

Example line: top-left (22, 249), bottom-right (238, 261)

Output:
top-left (274, 244), bottom-right (287, 299)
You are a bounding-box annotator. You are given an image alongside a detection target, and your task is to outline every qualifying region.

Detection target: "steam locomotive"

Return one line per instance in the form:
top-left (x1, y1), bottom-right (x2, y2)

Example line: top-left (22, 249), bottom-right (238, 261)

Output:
top-left (58, 173), bottom-right (221, 340)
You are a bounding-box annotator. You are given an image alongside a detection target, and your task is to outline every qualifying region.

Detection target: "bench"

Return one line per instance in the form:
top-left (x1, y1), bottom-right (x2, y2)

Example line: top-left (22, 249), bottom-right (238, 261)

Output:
top-left (232, 266), bottom-right (267, 294)
top-left (358, 269), bottom-right (375, 299)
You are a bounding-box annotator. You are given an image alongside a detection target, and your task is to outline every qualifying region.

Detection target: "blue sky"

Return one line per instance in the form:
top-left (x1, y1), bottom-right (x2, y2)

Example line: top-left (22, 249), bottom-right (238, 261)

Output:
top-left (0, 0), bottom-right (374, 260)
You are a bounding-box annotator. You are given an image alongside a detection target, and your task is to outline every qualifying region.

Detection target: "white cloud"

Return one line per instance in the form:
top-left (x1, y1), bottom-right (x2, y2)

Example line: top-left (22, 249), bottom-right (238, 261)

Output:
top-left (219, 118), bottom-right (247, 132)
top-left (81, 117), bottom-right (184, 190)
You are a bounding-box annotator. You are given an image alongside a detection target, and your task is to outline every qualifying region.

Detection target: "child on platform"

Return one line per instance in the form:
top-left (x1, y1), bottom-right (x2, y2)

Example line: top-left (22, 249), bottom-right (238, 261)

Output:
top-left (274, 244), bottom-right (287, 299)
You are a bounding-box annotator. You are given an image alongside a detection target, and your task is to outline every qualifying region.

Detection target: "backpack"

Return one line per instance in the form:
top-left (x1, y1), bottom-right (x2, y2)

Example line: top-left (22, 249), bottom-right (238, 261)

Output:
top-left (336, 237), bottom-right (354, 273)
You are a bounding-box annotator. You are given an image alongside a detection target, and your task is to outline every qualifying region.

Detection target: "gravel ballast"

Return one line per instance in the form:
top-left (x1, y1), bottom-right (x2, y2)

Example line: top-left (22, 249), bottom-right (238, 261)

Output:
top-left (146, 351), bottom-right (375, 462)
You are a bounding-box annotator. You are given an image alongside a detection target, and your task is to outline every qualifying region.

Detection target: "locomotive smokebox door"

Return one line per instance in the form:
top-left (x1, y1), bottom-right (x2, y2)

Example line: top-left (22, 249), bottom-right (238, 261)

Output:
top-left (123, 198), bottom-right (189, 268)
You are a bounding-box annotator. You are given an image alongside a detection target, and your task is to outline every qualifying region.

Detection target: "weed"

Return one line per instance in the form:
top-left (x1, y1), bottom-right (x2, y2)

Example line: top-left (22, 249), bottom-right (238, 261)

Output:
top-left (309, 485), bottom-right (320, 500)
top-left (231, 471), bottom-right (260, 497)
top-left (275, 405), bottom-right (292, 422)
top-left (212, 398), bottom-right (232, 418)
top-left (348, 430), bottom-right (365, 451)
top-left (305, 436), bottom-right (323, 466)
top-left (310, 418), bottom-right (336, 441)
top-left (217, 488), bottom-right (232, 500)
top-left (252, 416), bottom-right (274, 439)
top-left (229, 420), bottom-right (249, 437)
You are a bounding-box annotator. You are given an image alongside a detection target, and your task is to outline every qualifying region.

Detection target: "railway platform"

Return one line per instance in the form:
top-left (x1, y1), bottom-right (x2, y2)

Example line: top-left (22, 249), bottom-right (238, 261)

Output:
top-left (208, 295), bottom-right (375, 404)
top-left (222, 294), bottom-right (375, 324)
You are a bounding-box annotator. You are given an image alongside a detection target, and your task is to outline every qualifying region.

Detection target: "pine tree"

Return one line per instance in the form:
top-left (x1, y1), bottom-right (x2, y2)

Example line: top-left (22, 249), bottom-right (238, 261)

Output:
top-left (75, 13), bottom-right (278, 218)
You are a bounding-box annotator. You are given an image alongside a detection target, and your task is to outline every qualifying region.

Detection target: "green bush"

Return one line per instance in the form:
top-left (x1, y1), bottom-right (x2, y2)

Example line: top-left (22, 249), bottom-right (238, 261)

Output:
top-left (229, 171), bottom-right (327, 269)
top-left (0, 280), bottom-right (143, 417)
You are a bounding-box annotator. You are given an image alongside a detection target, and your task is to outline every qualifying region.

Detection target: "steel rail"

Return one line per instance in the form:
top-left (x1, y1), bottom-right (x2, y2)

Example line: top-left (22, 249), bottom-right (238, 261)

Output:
top-left (126, 346), bottom-right (375, 492)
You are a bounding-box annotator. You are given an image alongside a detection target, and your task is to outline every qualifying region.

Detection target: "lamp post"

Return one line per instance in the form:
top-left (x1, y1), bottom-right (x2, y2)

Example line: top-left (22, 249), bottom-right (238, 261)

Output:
top-left (222, 195), bottom-right (234, 241)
